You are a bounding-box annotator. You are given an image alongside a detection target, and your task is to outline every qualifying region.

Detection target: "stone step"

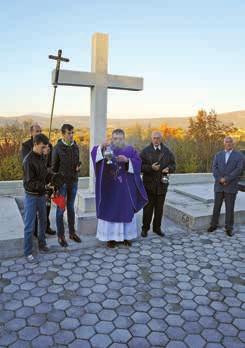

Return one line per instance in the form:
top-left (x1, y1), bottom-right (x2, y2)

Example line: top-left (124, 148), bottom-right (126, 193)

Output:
top-left (165, 189), bottom-right (245, 230)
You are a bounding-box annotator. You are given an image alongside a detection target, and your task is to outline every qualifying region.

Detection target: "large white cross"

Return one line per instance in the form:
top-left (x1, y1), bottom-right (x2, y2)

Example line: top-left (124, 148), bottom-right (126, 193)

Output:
top-left (52, 32), bottom-right (143, 191)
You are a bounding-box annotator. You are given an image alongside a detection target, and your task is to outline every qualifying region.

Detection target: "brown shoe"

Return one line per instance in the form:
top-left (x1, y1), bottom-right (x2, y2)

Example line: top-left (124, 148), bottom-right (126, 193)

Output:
top-left (70, 233), bottom-right (81, 243)
top-left (107, 241), bottom-right (116, 248)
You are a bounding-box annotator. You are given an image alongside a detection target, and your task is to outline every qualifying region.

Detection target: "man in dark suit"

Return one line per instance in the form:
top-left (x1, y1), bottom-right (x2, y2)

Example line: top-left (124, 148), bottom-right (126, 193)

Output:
top-left (140, 131), bottom-right (176, 237)
top-left (208, 136), bottom-right (244, 236)
top-left (21, 123), bottom-right (56, 236)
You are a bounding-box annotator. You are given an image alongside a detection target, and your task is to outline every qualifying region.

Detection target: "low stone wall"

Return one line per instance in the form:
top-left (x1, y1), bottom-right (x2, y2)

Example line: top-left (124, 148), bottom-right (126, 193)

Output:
top-left (0, 173), bottom-right (214, 196)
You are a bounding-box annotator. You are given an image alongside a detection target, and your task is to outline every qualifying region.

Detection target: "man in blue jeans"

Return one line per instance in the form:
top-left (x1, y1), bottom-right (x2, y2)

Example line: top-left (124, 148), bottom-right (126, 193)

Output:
top-left (23, 133), bottom-right (51, 263)
top-left (52, 124), bottom-right (82, 247)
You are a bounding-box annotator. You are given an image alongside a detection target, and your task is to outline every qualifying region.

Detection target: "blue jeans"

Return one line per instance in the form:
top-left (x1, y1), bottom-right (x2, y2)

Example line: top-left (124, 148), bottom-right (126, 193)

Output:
top-left (56, 182), bottom-right (78, 237)
top-left (24, 194), bottom-right (47, 256)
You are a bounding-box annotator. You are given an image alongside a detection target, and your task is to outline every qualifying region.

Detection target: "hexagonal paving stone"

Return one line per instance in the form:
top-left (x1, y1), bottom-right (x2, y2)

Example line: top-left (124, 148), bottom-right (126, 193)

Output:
top-left (90, 334), bottom-right (112, 348)
top-left (98, 309), bottom-right (117, 321)
top-left (95, 321), bottom-right (114, 334)
top-left (114, 316), bottom-right (133, 329)
top-left (147, 332), bottom-right (169, 346)
top-left (5, 318), bottom-right (26, 331)
top-left (185, 334), bottom-right (206, 347)
top-left (165, 314), bottom-right (184, 326)
top-left (80, 313), bottom-right (99, 325)
top-left (31, 335), bottom-right (54, 347)
top-left (75, 325), bottom-right (95, 339)
top-left (201, 329), bottom-right (223, 342)
top-left (19, 327), bottom-right (39, 341)
top-left (130, 323), bottom-right (150, 337)
top-left (110, 329), bottom-right (132, 343)
top-left (54, 330), bottom-right (75, 345)
top-left (128, 337), bottom-right (151, 348)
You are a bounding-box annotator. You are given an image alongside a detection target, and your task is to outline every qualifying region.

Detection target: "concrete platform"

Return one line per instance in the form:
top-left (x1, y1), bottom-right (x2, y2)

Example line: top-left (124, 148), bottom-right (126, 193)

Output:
top-left (0, 197), bottom-right (26, 258)
top-left (166, 184), bottom-right (245, 230)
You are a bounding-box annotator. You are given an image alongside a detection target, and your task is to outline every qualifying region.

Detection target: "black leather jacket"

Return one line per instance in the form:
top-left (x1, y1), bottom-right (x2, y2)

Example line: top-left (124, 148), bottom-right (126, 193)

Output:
top-left (23, 151), bottom-right (51, 195)
top-left (141, 143), bottom-right (176, 195)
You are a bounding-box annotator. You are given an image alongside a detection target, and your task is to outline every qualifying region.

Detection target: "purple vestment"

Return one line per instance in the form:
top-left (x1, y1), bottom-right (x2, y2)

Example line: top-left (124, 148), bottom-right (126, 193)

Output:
top-left (91, 145), bottom-right (148, 223)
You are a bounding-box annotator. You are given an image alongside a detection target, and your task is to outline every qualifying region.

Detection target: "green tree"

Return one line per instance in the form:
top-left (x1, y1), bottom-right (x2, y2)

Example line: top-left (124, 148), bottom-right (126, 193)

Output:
top-left (188, 109), bottom-right (237, 172)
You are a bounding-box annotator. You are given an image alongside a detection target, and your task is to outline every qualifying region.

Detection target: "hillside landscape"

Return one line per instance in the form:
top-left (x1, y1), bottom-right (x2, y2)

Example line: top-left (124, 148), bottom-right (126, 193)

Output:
top-left (0, 110), bottom-right (245, 129)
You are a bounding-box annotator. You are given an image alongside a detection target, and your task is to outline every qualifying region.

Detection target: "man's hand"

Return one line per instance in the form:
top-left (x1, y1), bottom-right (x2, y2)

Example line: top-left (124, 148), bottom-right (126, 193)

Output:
top-left (152, 162), bottom-right (160, 171)
top-left (162, 167), bottom-right (169, 174)
top-left (117, 155), bottom-right (129, 163)
top-left (76, 162), bottom-right (81, 172)
top-left (220, 177), bottom-right (226, 184)
top-left (45, 183), bottom-right (55, 191)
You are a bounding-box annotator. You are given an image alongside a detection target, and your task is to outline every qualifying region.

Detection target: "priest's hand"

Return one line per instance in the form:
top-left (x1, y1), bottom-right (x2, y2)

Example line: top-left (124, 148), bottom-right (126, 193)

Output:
top-left (117, 155), bottom-right (129, 163)
top-left (101, 141), bottom-right (110, 150)
top-left (152, 162), bottom-right (160, 171)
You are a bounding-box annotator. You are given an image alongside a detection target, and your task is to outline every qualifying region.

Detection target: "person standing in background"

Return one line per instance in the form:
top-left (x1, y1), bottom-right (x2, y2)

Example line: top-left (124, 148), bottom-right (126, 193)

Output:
top-left (140, 131), bottom-right (176, 238)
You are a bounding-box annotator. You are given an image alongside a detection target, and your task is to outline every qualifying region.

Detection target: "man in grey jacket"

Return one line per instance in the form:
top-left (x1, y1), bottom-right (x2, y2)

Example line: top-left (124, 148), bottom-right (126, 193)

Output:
top-left (208, 136), bottom-right (244, 236)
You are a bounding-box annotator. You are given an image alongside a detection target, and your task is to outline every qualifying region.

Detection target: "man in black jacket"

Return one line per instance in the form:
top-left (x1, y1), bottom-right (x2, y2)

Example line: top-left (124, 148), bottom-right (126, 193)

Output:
top-left (52, 124), bottom-right (81, 247)
top-left (23, 133), bottom-right (51, 263)
top-left (140, 131), bottom-right (176, 237)
top-left (21, 123), bottom-right (56, 236)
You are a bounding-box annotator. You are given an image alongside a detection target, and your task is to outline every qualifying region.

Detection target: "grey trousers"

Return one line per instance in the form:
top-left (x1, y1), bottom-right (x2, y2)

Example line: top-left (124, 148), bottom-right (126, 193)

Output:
top-left (211, 192), bottom-right (237, 230)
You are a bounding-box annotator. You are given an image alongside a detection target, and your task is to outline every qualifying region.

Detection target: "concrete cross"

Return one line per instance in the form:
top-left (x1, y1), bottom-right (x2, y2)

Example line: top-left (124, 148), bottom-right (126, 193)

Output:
top-left (51, 32), bottom-right (143, 191)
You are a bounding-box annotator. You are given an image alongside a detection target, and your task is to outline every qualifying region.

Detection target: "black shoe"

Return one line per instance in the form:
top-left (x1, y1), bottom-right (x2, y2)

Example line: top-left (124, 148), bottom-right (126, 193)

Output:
top-left (207, 226), bottom-right (217, 233)
top-left (153, 230), bottom-right (165, 237)
top-left (225, 229), bottom-right (233, 237)
top-left (69, 233), bottom-right (81, 243)
top-left (124, 240), bottom-right (132, 247)
top-left (46, 227), bottom-right (56, 235)
top-left (107, 241), bottom-right (116, 248)
top-left (58, 236), bottom-right (68, 248)
top-left (141, 229), bottom-right (148, 238)
top-left (39, 245), bottom-right (50, 253)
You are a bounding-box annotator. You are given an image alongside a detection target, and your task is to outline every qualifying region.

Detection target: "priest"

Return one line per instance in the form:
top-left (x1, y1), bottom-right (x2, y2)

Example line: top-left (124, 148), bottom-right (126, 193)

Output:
top-left (91, 129), bottom-right (148, 248)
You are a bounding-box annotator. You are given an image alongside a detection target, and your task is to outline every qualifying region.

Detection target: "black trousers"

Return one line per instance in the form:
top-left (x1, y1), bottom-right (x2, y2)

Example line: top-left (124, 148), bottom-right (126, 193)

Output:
top-left (34, 200), bottom-right (51, 236)
top-left (211, 192), bottom-right (237, 230)
top-left (142, 191), bottom-right (167, 232)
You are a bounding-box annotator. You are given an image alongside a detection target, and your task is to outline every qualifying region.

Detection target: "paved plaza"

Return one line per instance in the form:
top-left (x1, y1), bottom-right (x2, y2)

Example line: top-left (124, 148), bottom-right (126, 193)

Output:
top-left (0, 220), bottom-right (245, 348)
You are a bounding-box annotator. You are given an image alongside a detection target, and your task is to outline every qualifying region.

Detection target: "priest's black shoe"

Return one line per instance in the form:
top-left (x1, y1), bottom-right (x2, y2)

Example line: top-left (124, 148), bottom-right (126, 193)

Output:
top-left (207, 226), bottom-right (217, 233)
top-left (153, 230), bottom-right (165, 237)
top-left (141, 229), bottom-right (148, 238)
top-left (124, 240), bottom-right (132, 247)
top-left (107, 241), bottom-right (116, 248)
top-left (46, 227), bottom-right (56, 235)
top-left (225, 228), bottom-right (233, 237)
top-left (70, 233), bottom-right (81, 243)
top-left (58, 236), bottom-right (68, 248)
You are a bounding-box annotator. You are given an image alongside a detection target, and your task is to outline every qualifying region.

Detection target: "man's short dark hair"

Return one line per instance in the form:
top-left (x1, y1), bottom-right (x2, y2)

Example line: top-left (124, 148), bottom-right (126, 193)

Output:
top-left (33, 133), bottom-right (49, 145)
top-left (61, 124), bottom-right (74, 134)
top-left (112, 128), bottom-right (125, 137)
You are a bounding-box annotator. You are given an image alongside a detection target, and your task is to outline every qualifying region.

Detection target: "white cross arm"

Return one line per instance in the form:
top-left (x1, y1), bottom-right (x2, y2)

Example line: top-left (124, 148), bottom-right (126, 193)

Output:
top-left (52, 69), bottom-right (96, 87)
top-left (107, 74), bottom-right (143, 91)
top-left (52, 69), bottom-right (143, 91)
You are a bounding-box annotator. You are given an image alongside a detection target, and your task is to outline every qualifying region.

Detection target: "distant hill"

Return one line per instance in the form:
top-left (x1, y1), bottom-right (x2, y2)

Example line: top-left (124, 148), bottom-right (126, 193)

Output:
top-left (0, 110), bottom-right (244, 129)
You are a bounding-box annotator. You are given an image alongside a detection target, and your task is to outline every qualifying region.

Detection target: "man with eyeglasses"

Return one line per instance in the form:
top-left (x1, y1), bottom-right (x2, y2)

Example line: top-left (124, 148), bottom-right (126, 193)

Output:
top-left (52, 124), bottom-right (82, 247)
